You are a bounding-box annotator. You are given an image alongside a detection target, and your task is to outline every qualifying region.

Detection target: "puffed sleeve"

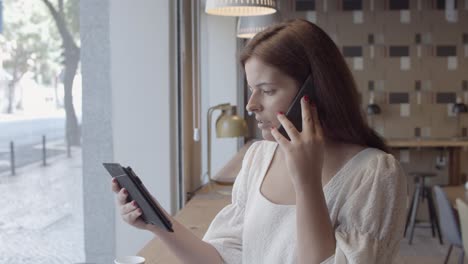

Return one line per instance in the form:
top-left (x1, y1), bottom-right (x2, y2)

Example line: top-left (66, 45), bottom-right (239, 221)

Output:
top-left (202, 142), bottom-right (259, 264)
top-left (321, 153), bottom-right (407, 264)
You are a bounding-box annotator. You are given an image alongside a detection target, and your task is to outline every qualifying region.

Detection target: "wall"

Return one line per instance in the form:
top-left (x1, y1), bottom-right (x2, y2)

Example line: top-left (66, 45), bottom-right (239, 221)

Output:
top-left (109, 0), bottom-right (177, 257)
top-left (81, 1), bottom-right (115, 262)
top-left (81, 0), bottom-right (177, 262)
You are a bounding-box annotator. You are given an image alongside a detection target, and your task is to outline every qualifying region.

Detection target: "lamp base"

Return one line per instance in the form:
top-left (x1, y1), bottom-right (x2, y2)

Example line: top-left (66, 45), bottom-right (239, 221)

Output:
top-left (208, 181), bottom-right (233, 196)
top-left (212, 179), bottom-right (234, 186)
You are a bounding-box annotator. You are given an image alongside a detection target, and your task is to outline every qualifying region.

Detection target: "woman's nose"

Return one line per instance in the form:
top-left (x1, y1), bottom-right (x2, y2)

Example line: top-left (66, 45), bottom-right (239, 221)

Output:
top-left (246, 95), bottom-right (262, 113)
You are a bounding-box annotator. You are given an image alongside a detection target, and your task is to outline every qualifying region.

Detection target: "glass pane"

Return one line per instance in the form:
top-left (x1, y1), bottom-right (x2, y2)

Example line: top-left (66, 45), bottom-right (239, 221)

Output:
top-left (0, 0), bottom-right (84, 263)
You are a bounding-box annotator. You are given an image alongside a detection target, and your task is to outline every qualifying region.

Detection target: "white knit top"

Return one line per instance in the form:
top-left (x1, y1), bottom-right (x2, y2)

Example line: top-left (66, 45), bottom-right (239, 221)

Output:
top-left (202, 140), bottom-right (407, 264)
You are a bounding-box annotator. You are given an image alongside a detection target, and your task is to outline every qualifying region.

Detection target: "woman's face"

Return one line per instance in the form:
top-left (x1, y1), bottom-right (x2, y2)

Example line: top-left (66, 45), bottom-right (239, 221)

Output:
top-left (245, 57), bottom-right (299, 141)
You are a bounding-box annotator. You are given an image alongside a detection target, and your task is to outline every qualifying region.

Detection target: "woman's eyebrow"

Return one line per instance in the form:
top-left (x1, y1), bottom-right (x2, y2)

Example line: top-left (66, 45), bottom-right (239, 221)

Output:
top-left (249, 82), bottom-right (277, 88)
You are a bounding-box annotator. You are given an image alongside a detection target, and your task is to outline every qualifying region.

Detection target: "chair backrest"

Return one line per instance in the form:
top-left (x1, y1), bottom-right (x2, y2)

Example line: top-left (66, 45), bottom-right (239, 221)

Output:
top-left (456, 198), bottom-right (468, 254)
top-left (433, 186), bottom-right (463, 246)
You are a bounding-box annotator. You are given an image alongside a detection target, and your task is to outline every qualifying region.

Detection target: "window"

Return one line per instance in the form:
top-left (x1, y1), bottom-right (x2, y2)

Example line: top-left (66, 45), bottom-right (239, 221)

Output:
top-left (0, 1), bottom-right (84, 263)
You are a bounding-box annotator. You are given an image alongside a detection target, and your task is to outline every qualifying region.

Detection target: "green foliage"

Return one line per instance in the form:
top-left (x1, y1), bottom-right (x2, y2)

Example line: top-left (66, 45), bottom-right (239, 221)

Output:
top-left (0, 0), bottom-right (79, 85)
top-left (64, 0), bottom-right (80, 44)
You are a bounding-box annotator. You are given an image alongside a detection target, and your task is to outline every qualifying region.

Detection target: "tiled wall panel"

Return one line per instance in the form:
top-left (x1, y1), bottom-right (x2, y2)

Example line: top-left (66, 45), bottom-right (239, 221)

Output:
top-left (289, 0), bottom-right (468, 181)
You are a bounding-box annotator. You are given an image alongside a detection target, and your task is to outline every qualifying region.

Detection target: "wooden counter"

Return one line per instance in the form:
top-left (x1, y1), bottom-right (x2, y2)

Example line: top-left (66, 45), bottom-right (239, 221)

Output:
top-left (387, 138), bottom-right (468, 148)
top-left (387, 138), bottom-right (468, 185)
top-left (138, 184), bottom-right (231, 264)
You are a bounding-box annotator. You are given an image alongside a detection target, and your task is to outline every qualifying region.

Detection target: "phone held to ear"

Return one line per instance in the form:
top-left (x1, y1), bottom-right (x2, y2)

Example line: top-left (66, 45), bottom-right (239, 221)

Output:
top-left (277, 75), bottom-right (316, 140)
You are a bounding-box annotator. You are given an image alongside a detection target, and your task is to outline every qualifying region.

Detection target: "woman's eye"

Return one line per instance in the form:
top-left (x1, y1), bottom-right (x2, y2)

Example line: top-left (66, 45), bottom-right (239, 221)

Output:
top-left (262, 90), bottom-right (274, 95)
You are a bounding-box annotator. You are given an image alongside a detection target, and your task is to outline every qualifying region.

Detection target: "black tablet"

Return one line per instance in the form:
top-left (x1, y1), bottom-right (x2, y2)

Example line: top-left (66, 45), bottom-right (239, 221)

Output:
top-left (103, 163), bottom-right (174, 232)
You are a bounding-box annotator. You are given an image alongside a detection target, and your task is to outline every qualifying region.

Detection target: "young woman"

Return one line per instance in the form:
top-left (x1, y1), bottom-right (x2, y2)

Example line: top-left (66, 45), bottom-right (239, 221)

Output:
top-left (112, 19), bottom-right (406, 264)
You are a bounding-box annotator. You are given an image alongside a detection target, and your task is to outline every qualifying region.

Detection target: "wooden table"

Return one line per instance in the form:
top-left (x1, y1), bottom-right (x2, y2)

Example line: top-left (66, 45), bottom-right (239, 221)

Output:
top-left (138, 184), bottom-right (231, 264)
top-left (387, 138), bottom-right (468, 185)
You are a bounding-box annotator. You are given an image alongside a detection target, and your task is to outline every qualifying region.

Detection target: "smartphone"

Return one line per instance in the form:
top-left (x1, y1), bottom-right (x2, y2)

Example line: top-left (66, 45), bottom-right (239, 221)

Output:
top-left (277, 75), bottom-right (316, 140)
top-left (103, 163), bottom-right (174, 232)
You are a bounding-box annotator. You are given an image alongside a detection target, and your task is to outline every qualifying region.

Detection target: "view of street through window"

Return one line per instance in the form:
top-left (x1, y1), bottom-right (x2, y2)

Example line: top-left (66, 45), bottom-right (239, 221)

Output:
top-left (0, 0), bottom-right (84, 263)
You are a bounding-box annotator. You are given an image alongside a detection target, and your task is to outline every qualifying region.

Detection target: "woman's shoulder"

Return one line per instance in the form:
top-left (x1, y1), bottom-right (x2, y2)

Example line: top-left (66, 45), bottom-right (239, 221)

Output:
top-left (362, 148), bottom-right (401, 171)
top-left (352, 147), bottom-right (406, 187)
top-left (349, 147), bottom-right (398, 169)
top-left (336, 147), bottom-right (404, 189)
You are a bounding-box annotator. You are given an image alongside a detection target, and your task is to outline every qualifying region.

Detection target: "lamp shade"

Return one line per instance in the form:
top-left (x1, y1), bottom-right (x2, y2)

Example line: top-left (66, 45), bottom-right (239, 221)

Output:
top-left (205, 0), bottom-right (278, 17)
top-left (216, 114), bottom-right (248, 138)
top-left (367, 104), bottom-right (381, 115)
top-left (453, 103), bottom-right (468, 114)
top-left (237, 12), bottom-right (281, 38)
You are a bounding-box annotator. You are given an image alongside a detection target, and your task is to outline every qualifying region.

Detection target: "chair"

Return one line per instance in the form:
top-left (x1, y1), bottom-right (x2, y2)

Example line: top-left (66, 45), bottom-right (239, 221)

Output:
top-left (456, 199), bottom-right (468, 263)
top-left (434, 186), bottom-right (464, 264)
top-left (404, 172), bottom-right (442, 244)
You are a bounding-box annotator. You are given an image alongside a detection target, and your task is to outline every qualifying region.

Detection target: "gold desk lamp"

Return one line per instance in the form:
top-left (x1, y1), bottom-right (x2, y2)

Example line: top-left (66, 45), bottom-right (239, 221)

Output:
top-left (207, 103), bottom-right (248, 195)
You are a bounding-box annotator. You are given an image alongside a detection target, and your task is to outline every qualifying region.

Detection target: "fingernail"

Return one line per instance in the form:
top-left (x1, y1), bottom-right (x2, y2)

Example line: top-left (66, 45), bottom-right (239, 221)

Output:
top-left (310, 102), bottom-right (316, 108)
top-left (123, 189), bottom-right (128, 195)
top-left (132, 201), bottom-right (137, 206)
top-left (112, 178), bottom-right (116, 183)
top-left (304, 95), bottom-right (309, 102)
top-left (277, 111), bottom-right (284, 115)
top-left (138, 208), bottom-right (142, 213)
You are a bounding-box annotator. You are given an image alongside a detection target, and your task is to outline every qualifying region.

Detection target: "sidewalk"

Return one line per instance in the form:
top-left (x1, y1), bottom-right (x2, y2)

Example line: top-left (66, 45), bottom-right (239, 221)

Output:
top-left (0, 148), bottom-right (85, 264)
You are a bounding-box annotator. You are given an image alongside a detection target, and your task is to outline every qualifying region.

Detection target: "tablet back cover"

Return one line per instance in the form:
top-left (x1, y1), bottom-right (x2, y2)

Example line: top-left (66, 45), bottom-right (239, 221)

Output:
top-left (103, 163), bottom-right (171, 231)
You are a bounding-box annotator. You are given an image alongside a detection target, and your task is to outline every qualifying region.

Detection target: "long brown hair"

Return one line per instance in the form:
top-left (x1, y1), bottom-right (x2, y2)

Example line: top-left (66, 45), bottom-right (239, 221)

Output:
top-left (240, 19), bottom-right (389, 153)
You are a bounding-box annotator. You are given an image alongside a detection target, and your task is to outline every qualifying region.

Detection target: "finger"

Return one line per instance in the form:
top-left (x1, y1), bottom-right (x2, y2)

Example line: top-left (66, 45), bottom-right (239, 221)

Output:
top-left (301, 96), bottom-right (314, 135)
top-left (111, 178), bottom-right (121, 193)
top-left (117, 188), bottom-right (128, 205)
top-left (311, 104), bottom-right (323, 138)
top-left (270, 127), bottom-right (291, 148)
top-left (123, 208), bottom-right (142, 224)
top-left (276, 112), bottom-right (300, 141)
top-left (121, 200), bottom-right (138, 215)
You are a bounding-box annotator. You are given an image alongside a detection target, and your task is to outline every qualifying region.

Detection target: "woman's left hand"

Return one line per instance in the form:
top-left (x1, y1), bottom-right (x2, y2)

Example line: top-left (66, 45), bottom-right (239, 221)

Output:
top-left (270, 96), bottom-right (325, 191)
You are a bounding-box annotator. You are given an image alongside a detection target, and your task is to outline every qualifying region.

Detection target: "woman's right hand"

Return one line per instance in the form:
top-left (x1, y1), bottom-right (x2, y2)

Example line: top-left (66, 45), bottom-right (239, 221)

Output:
top-left (112, 179), bottom-right (221, 264)
top-left (111, 178), bottom-right (158, 232)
